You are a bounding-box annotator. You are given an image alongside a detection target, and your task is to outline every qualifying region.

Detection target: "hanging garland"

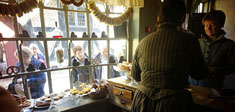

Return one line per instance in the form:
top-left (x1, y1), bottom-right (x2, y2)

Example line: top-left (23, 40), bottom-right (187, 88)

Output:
top-left (60, 0), bottom-right (84, 7)
top-left (0, 0), bottom-right (38, 17)
top-left (87, 1), bottom-right (133, 26)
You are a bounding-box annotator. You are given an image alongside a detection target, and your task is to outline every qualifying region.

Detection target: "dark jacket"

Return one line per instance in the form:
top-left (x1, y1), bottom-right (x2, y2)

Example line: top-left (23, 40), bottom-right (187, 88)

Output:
top-left (92, 53), bottom-right (120, 80)
top-left (71, 54), bottom-right (90, 84)
top-left (17, 57), bottom-right (46, 99)
top-left (193, 31), bottom-right (235, 88)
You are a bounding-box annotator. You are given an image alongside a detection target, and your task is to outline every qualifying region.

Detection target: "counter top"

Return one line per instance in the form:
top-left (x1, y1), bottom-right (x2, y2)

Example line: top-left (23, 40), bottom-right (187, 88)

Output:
top-left (23, 95), bottom-right (109, 112)
top-left (107, 77), bottom-right (138, 90)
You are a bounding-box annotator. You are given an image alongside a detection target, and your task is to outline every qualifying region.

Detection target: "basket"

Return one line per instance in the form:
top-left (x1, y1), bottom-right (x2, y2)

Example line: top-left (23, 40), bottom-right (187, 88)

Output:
top-left (89, 89), bottom-right (107, 99)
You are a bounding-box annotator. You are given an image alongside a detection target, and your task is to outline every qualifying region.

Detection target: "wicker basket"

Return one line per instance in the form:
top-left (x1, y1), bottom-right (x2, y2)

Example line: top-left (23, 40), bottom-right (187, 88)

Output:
top-left (89, 89), bottom-right (107, 99)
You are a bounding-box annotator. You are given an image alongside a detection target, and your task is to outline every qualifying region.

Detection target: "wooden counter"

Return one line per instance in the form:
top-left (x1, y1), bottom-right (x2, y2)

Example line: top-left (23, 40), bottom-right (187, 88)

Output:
top-left (107, 77), bottom-right (235, 112)
top-left (107, 77), bottom-right (138, 111)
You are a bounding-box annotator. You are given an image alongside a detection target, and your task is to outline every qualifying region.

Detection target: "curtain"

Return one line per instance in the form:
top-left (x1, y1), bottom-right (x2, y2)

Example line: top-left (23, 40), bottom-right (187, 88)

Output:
top-left (91, 0), bottom-right (144, 7)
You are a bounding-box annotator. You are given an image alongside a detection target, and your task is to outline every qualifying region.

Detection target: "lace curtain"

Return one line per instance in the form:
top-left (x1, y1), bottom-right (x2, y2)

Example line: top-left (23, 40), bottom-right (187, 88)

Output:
top-left (91, 0), bottom-right (144, 7)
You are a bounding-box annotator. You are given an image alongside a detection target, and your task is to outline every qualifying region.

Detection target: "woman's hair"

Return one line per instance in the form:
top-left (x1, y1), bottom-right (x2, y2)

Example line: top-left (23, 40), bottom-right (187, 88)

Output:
top-left (14, 46), bottom-right (33, 59)
top-left (202, 10), bottom-right (226, 27)
top-left (72, 45), bottom-right (83, 56)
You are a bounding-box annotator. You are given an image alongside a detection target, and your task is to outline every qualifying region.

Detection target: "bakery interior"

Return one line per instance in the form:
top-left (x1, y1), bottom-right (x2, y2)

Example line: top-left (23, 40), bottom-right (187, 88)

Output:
top-left (0, 0), bottom-right (235, 112)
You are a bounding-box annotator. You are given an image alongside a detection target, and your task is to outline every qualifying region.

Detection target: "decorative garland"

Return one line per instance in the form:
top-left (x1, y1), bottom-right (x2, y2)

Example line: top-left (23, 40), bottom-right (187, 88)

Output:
top-left (87, 1), bottom-right (133, 26)
top-left (0, 0), bottom-right (38, 17)
top-left (60, 0), bottom-right (84, 7)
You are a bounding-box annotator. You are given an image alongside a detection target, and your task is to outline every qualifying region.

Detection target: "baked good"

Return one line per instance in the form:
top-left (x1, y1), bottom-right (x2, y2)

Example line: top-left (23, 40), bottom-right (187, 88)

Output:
top-left (36, 101), bottom-right (50, 107)
top-left (53, 96), bottom-right (60, 101)
top-left (45, 98), bottom-right (51, 102)
top-left (40, 96), bottom-right (47, 101)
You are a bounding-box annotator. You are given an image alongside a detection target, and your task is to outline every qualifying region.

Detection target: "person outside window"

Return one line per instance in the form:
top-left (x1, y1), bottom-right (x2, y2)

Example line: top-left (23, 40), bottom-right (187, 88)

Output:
top-left (15, 46), bottom-right (46, 99)
top-left (131, 1), bottom-right (209, 112)
top-left (29, 43), bottom-right (46, 65)
top-left (71, 45), bottom-right (90, 86)
top-left (93, 47), bottom-right (120, 81)
top-left (189, 10), bottom-right (235, 89)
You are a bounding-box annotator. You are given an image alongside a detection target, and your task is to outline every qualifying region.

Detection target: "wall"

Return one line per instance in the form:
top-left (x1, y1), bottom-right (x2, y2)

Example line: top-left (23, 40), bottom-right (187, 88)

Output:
top-left (214, 0), bottom-right (235, 89)
top-left (129, 0), bottom-right (160, 61)
top-left (215, 0), bottom-right (235, 41)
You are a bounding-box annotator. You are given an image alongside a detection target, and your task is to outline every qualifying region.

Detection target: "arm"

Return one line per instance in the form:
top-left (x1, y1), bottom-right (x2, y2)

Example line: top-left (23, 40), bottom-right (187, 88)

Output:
top-left (132, 47), bottom-right (141, 81)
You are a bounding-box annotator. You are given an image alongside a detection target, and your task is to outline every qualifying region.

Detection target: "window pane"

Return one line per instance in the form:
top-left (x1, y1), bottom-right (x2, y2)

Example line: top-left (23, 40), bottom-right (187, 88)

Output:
top-left (91, 40), bottom-right (106, 59)
top-left (48, 41), bottom-right (68, 67)
top-left (0, 41), bottom-right (15, 89)
top-left (68, 12), bottom-right (87, 38)
top-left (89, 14), bottom-right (107, 38)
top-left (43, 0), bottom-right (63, 8)
top-left (109, 5), bottom-right (126, 13)
top-left (68, 2), bottom-right (86, 11)
top-left (0, 17), bottom-right (15, 38)
top-left (51, 70), bottom-right (70, 93)
top-left (108, 14), bottom-right (127, 38)
top-left (17, 8), bottom-right (42, 38)
top-left (93, 65), bottom-right (108, 81)
top-left (44, 9), bottom-right (67, 38)
top-left (110, 40), bottom-right (127, 62)
top-left (96, 3), bottom-right (106, 12)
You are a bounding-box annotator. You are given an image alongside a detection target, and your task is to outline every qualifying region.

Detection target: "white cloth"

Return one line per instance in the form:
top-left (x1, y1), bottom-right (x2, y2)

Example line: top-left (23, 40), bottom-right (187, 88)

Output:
top-left (101, 57), bottom-right (108, 80)
top-left (92, 0), bottom-right (144, 7)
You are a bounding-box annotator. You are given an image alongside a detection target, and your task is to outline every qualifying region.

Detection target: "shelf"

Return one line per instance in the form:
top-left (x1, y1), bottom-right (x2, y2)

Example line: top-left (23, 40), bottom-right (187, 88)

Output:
top-left (0, 63), bottom-right (117, 79)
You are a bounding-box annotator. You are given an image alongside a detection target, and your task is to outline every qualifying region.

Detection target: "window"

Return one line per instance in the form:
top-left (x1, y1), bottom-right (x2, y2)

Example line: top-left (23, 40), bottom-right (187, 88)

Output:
top-left (0, 0), bottom-right (128, 98)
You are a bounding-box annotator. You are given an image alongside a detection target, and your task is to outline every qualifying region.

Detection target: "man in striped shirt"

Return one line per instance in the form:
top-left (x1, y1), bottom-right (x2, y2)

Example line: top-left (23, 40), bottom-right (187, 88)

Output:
top-left (131, 0), bottom-right (209, 112)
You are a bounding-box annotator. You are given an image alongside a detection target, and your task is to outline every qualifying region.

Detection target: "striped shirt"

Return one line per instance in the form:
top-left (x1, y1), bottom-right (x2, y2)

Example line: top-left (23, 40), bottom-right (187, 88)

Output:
top-left (132, 23), bottom-right (209, 100)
